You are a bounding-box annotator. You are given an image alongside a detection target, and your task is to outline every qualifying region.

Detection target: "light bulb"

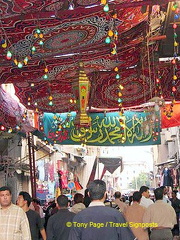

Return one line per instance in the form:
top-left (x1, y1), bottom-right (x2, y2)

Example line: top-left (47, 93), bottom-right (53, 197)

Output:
top-left (116, 74), bottom-right (120, 79)
top-left (43, 74), bottom-right (48, 79)
top-left (105, 37), bottom-right (111, 44)
top-left (108, 30), bottom-right (114, 37)
top-left (6, 51), bottom-right (12, 60)
top-left (31, 46), bottom-right (36, 51)
top-left (173, 75), bottom-right (177, 80)
top-left (101, 0), bottom-right (107, 4)
top-left (18, 62), bottom-right (23, 68)
top-left (36, 28), bottom-right (41, 34)
top-left (39, 40), bottom-right (44, 45)
top-left (103, 4), bottom-right (109, 12)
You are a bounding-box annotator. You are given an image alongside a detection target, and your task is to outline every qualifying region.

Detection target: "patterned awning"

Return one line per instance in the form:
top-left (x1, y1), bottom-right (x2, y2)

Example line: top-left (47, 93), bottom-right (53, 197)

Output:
top-left (0, 0), bottom-right (179, 114)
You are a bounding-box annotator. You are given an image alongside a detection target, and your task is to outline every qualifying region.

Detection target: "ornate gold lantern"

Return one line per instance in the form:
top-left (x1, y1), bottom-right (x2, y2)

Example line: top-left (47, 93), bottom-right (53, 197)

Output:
top-left (72, 62), bottom-right (91, 126)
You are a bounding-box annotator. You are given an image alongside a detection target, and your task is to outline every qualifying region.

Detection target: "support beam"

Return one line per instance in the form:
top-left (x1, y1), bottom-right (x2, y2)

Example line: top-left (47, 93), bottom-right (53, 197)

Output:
top-left (28, 133), bottom-right (36, 198)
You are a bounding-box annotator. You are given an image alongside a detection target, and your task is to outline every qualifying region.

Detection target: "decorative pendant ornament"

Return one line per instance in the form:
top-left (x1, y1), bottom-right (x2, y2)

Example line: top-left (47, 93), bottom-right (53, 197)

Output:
top-left (72, 62), bottom-right (91, 127)
top-left (2, 27), bottom-right (45, 69)
top-left (163, 1), bottom-right (179, 119)
top-left (103, 4), bottom-right (109, 13)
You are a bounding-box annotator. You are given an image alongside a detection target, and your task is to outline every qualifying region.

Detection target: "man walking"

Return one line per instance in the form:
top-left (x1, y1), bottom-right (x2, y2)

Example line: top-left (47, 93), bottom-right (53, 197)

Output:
top-left (17, 191), bottom-right (46, 240)
top-left (125, 191), bottom-right (149, 240)
top-left (143, 187), bottom-right (177, 240)
top-left (68, 179), bottom-right (135, 240)
top-left (160, 186), bottom-right (171, 205)
top-left (0, 186), bottom-right (31, 240)
top-left (113, 191), bottom-right (127, 214)
top-left (139, 186), bottom-right (154, 208)
top-left (47, 195), bottom-right (76, 240)
top-left (170, 190), bottom-right (180, 236)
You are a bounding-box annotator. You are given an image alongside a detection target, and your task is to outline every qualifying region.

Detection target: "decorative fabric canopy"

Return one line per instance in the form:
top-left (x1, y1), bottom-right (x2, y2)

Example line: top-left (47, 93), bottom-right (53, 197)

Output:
top-left (0, 0), bottom-right (179, 114)
top-left (0, 86), bottom-right (34, 132)
top-left (161, 103), bottom-right (180, 128)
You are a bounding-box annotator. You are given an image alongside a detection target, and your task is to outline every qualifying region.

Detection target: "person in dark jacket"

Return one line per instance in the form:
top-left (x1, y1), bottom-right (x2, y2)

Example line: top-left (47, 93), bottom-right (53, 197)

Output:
top-left (17, 191), bottom-right (46, 240)
top-left (68, 180), bottom-right (135, 240)
top-left (46, 195), bottom-right (75, 240)
top-left (83, 189), bottom-right (91, 207)
top-left (170, 190), bottom-right (180, 236)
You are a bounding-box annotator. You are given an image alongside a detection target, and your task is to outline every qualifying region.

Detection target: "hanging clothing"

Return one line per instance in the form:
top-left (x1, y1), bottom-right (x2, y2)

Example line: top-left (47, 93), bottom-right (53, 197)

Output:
top-left (44, 162), bottom-right (49, 181)
top-left (36, 160), bottom-right (45, 181)
top-left (49, 162), bottom-right (55, 181)
top-left (171, 169), bottom-right (179, 187)
top-left (162, 168), bottom-right (173, 187)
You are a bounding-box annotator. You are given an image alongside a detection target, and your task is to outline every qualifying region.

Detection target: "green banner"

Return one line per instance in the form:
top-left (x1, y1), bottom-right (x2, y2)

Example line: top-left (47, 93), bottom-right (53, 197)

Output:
top-left (37, 111), bottom-right (161, 146)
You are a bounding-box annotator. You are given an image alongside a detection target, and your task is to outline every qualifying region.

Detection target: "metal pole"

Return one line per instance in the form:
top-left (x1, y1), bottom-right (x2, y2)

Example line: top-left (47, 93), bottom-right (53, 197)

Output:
top-left (28, 133), bottom-right (34, 198)
top-left (31, 135), bottom-right (36, 198)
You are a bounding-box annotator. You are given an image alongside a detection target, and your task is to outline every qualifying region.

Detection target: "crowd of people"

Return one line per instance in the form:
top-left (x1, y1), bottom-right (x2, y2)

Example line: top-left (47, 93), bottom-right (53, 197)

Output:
top-left (0, 182), bottom-right (179, 240)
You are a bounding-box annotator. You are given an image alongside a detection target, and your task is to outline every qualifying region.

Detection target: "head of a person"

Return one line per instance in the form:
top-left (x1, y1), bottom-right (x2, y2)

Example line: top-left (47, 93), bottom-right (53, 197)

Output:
top-left (0, 186), bottom-right (12, 208)
top-left (32, 198), bottom-right (40, 206)
top-left (121, 196), bottom-right (126, 202)
top-left (160, 186), bottom-right (167, 195)
top-left (154, 188), bottom-right (163, 200)
top-left (74, 193), bottom-right (84, 204)
top-left (88, 180), bottom-right (106, 201)
top-left (57, 195), bottom-right (68, 209)
top-left (84, 189), bottom-right (89, 198)
top-left (129, 195), bottom-right (133, 205)
top-left (172, 190), bottom-right (177, 199)
top-left (139, 186), bottom-right (150, 198)
top-left (68, 200), bottom-right (72, 207)
top-left (133, 191), bottom-right (142, 203)
top-left (114, 191), bottom-right (121, 199)
top-left (17, 191), bottom-right (32, 208)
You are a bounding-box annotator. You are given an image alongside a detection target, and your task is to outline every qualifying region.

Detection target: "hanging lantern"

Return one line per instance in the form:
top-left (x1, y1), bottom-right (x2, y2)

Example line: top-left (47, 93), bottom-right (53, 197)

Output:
top-left (39, 40), bottom-right (44, 45)
top-left (174, 41), bottom-right (178, 47)
top-left (43, 74), bottom-right (48, 79)
top-left (14, 59), bottom-right (18, 65)
top-left (101, 0), bottom-right (107, 4)
top-left (36, 28), bottom-right (41, 34)
top-left (44, 67), bottom-right (48, 73)
top-left (31, 46), bottom-right (36, 52)
top-left (103, 4), bottom-right (109, 12)
top-left (108, 30), bottom-right (114, 37)
top-left (24, 57), bottom-right (29, 65)
top-left (18, 62), bottom-right (23, 68)
top-left (1, 41), bottom-right (7, 48)
top-left (49, 101), bottom-right (53, 106)
top-left (6, 51), bottom-right (12, 60)
top-left (116, 74), bottom-right (120, 79)
top-left (173, 23), bottom-right (177, 29)
top-left (105, 36), bottom-right (111, 44)
top-left (111, 47), bottom-right (117, 55)
top-left (49, 96), bottom-right (53, 100)
top-left (72, 62), bottom-right (91, 126)
top-left (173, 75), bottom-right (177, 80)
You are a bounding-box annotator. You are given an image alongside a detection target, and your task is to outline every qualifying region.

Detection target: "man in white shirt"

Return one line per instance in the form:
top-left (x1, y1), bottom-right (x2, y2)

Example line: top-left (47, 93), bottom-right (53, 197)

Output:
top-left (139, 186), bottom-right (154, 208)
top-left (143, 187), bottom-right (176, 240)
top-left (0, 186), bottom-right (31, 240)
top-left (160, 186), bottom-right (171, 205)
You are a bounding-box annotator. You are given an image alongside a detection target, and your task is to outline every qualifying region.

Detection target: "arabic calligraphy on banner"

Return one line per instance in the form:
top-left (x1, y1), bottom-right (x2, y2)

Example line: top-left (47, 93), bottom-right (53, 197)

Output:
top-left (41, 111), bottom-right (161, 146)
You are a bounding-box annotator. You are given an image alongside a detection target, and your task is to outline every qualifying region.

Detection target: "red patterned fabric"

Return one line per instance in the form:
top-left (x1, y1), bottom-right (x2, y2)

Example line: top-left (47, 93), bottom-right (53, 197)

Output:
top-left (0, 0), bottom-right (178, 115)
top-left (0, 86), bottom-right (34, 132)
top-left (161, 104), bottom-right (180, 128)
